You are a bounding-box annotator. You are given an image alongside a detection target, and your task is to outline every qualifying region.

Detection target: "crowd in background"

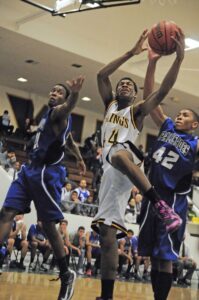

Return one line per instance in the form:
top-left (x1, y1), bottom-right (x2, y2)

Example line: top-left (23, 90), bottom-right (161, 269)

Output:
top-left (0, 214), bottom-right (197, 287)
top-left (0, 109), bottom-right (199, 224)
top-left (0, 109), bottom-right (198, 287)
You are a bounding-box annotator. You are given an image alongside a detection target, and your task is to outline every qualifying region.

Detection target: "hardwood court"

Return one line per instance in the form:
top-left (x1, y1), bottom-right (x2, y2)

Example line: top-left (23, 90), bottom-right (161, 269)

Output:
top-left (0, 272), bottom-right (198, 300)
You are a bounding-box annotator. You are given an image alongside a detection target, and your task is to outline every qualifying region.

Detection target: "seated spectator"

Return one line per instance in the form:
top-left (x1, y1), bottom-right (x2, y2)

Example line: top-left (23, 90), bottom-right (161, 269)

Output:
top-left (27, 221), bottom-right (51, 272)
top-left (81, 195), bottom-right (96, 217)
top-left (0, 110), bottom-right (14, 135)
top-left (71, 226), bottom-right (86, 275)
top-left (0, 149), bottom-right (16, 170)
top-left (125, 198), bottom-right (137, 224)
top-left (75, 179), bottom-right (90, 203)
top-left (7, 214), bottom-right (29, 270)
top-left (85, 230), bottom-right (101, 276)
top-left (118, 229), bottom-right (133, 279)
top-left (132, 234), bottom-right (150, 281)
top-left (51, 220), bottom-right (71, 271)
top-left (7, 161), bottom-right (21, 181)
top-left (173, 241), bottom-right (197, 286)
top-left (61, 182), bottom-right (72, 211)
top-left (63, 190), bottom-right (81, 215)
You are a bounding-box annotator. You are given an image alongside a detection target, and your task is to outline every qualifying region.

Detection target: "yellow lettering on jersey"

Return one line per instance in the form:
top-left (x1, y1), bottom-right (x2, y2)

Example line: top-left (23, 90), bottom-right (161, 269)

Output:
top-left (107, 113), bottom-right (129, 128)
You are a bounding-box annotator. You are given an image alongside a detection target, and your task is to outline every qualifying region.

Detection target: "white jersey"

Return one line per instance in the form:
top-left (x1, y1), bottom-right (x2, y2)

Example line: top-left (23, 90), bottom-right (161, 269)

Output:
top-left (92, 100), bottom-right (141, 237)
top-left (101, 100), bottom-right (140, 170)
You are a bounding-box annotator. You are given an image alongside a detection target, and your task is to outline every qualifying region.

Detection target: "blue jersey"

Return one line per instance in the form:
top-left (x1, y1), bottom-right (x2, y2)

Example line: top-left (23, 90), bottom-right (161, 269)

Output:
top-left (149, 118), bottom-right (198, 193)
top-left (27, 224), bottom-right (47, 242)
top-left (89, 231), bottom-right (100, 245)
top-left (29, 109), bottom-right (72, 165)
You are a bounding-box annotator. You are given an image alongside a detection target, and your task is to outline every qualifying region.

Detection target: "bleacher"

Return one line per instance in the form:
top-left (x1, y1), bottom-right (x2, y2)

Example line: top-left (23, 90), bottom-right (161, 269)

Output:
top-left (5, 136), bottom-right (94, 189)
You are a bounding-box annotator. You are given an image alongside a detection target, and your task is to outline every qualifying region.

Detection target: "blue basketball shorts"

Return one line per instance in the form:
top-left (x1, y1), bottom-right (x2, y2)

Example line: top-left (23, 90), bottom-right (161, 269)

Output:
top-left (3, 163), bottom-right (66, 222)
top-left (138, 191), bottom-right (188, 261)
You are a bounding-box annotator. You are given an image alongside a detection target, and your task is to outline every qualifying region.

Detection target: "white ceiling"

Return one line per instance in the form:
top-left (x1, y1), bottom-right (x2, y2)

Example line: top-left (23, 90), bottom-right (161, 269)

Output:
top-left (0, 0), bottom-right (199, 130)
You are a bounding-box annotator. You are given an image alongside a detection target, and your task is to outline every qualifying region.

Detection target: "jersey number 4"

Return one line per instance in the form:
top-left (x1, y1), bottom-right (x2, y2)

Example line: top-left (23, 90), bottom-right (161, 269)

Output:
top-left (152, 146), bottom-right (179, 170)
top-left (108, 129), bottom-right (119, 144)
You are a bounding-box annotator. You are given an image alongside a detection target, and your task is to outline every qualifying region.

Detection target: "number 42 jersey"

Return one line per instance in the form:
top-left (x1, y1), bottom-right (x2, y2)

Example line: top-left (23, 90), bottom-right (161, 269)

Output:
top-left (149, 118), bottom-right (198, 193)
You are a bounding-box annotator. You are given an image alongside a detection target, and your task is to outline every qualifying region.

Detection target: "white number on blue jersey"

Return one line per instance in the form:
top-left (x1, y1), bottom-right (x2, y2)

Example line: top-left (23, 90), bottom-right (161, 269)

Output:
top-left (153, 146), bottom-right (179, 170)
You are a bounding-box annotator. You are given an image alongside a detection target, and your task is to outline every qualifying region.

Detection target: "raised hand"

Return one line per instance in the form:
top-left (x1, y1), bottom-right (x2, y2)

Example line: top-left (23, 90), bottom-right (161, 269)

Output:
top-left (148, 47), bottom-right (161, 62)
top-left (172, 28), bottom-right (185, 61)
top-left (132, 29), bottom-right (148, 55)
top-left (66, 75), bottom-right (85, 93)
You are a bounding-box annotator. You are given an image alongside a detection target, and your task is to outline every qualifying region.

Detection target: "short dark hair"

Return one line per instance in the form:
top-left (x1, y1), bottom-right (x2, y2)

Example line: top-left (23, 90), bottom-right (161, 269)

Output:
top-left (78, 226), bottom-right (85, 231)
top-left (127, 229), bottom-right (134, 235)
top-left (116, 77), bottom-right (138, 94)
top-left (56, 83), bottom-right (70, 99)
top-left (60, 220), bottom-right (68, 225)
top-left (186, 108), bottom-right (199, 123)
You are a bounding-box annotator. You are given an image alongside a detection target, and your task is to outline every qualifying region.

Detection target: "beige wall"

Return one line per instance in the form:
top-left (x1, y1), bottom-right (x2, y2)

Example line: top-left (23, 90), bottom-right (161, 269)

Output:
top-left (0, 83), bottom-right (160, 147)
top-left (0, 84), bottom-right (104, 144)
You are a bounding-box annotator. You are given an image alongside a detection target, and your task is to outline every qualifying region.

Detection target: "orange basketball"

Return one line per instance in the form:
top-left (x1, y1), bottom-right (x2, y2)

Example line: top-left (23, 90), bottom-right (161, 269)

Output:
top-left (148, 21), bottom-right (180, 55)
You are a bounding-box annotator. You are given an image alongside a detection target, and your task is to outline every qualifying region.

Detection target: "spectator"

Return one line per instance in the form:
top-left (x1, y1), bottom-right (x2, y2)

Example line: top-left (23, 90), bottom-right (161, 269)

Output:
top-left (61, 182), bottom-right (72, 211)
top-left (7, 161), bottom-right (21, 181)
top-left (7, 214), bottom-right (29, 270)
top-left (71, 226), bottom-right (86, 275)
top-left (51, 220), bottom-right (71, 271)
top-left (85, 230), bottom-right (101, 276)
top-left (131, 234), bottom-right (150, 281)
top-left (174, 241), bottom-right (197, 286)
top-left (27, 221), bottom-right (51, 272)
top-left (75, 179), bottom-right (90, 203)
top-left (118, 229), bottom-right (133, 279)
top-left (125, 198), bottom-right (137, 224)
top-left (1, 110), bottom-right (14, 135)
top-left (0, 149), bottom-right (16, 170)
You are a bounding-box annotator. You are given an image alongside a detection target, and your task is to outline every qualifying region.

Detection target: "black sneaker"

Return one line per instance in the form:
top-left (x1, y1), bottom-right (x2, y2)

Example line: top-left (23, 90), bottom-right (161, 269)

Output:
top-left (58, 269), bottom-right (76, 300)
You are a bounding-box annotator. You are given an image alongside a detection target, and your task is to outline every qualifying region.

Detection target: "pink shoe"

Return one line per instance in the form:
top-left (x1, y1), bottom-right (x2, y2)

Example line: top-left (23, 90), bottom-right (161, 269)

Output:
top-left (155, 200), bottom-right (182, 233)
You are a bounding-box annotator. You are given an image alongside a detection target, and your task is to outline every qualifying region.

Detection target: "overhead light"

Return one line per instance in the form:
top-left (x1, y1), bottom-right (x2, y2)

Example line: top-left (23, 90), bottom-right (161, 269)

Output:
top-left (17, 77), bottom-right (28, 82)
top-left (82, 96), bottom-right (91, 101)
top-left (86, 3), bottom-right (99, 8)
top-left (54, 0), bottom-right (75, 11)
top-left (185, 38), bottom-right (199, 51)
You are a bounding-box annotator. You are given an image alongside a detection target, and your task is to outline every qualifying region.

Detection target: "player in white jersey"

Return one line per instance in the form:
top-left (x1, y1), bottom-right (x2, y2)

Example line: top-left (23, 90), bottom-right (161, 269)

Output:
top-left (92, 29), bottom-right (185, 300)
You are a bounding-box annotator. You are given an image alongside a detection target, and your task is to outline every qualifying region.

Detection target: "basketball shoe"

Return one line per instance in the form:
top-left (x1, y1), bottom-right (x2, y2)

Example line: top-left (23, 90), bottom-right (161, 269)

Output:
top-left (58, 269), bottom-right (76, 300)
top-left (155, 200), bottom-right (182, 233)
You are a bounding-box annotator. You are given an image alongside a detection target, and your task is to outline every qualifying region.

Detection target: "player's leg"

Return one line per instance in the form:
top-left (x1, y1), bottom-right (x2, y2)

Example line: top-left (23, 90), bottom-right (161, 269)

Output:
top-left (42, 221), bottom-right (76, 300)
top-left (152, 258), bottom-right (173, 300)
top-left (111, 150), bottom-right (182, 232)
top-left (0, 207), bottom-right (19, 245)
top-left (97, 224), bottom-right (118, 300)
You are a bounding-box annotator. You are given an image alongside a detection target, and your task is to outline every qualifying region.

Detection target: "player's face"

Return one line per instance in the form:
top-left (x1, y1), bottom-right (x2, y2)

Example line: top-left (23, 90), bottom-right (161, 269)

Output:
top-left (48, 85), bottom-right (67, 107)
top-left (174, 109), bottom-right (198, 132)
top-left (116, 79), bottom-right (136, 103)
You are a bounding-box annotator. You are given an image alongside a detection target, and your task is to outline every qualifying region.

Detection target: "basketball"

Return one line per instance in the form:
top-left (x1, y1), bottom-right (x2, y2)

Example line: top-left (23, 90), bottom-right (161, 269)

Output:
top-left (148, 21), bottom-right (180, 55)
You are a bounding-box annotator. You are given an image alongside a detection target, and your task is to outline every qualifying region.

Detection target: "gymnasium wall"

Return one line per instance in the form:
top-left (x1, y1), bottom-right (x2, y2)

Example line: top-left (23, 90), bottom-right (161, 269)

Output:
top-left (0, 84), bottom-right (104, 145)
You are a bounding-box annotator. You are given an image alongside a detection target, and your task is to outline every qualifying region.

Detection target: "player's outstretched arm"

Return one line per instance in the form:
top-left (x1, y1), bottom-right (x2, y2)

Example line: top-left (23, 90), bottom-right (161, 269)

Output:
top-left (97, 29), bottom-right (148, 109)
top-left (51, 75), bottom-right (85, 121)
top-left (136, 30), bottom-right (185, 119)
top-left (143, 49), bottom-right (168, 128)
top-left (66, 133), bottom-right (86, 175)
